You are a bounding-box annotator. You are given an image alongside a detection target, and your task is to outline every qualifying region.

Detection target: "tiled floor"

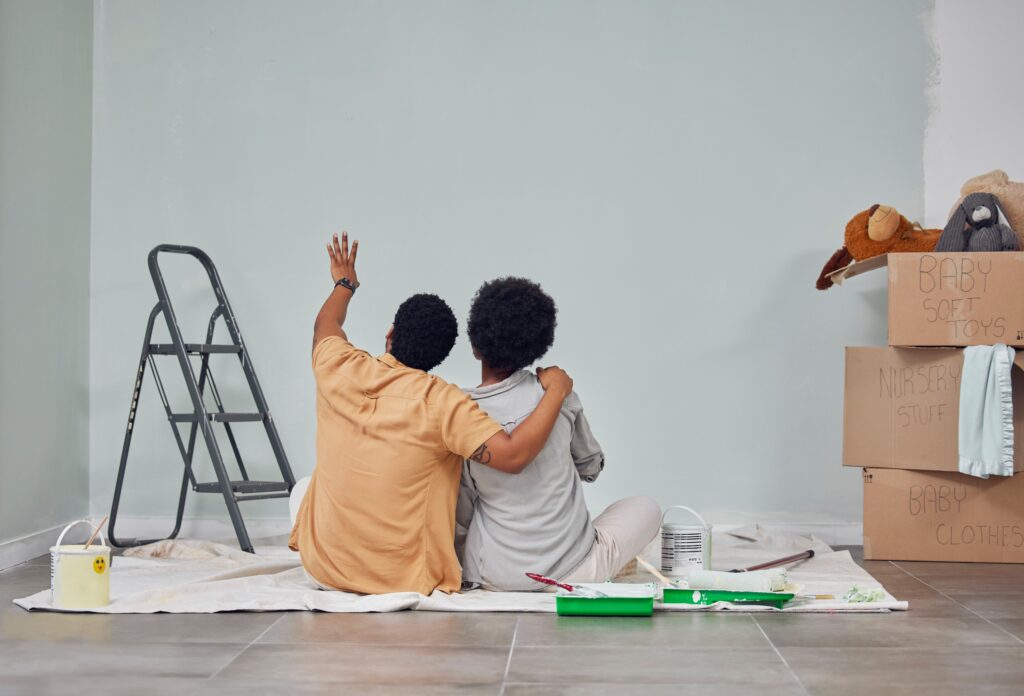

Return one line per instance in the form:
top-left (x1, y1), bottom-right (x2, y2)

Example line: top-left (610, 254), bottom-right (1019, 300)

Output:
top-left (3, 548), bottom-right (1024, 695)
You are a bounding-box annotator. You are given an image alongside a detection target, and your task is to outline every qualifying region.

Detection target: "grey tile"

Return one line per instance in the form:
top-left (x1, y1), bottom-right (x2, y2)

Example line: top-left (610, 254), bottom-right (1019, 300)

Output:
top-left (939, 592), bottom-right (1024, 619)
top-left (0, 554), bottom-right (51, 569)
top-left (914, 575), bottom-right (1024, 595)
top-left (503, 685), bottom-right (805, 696)
top-left (754, 613), bottom-right (1017, 648)
top-left (799, 685), bottom-right (1024, 696)
top-left (782, 647), bottom-right (1024, 691)
top-left (991, 619), bottom-right (1024, 641)
top-left (258, 610), bottom-right (516, 647)
top-left (195, 680), bottom-right (501, 696)
top-left (925, 577), bottom-right (1024, 593)
top-left (0, 562), bottom-right (50, 611)
top-left (893, 560), bottom-right (1024, 574)
top-left (514, 612), bottom-right (769, 648)
top-left (506, 646), bottom-right (795, 685)
top-left (0, 609), bottom-right (282, 643)
top-left (0, 676), bottom-right (207, 696)
top-left (847, 574), bottom-right (972, 618)
top-left (0, 640), bottom-right (244, 679)
top-left (219, 643), bottom-right (507, 685)
top-left (855, 560), bottom-right (907, 576)
top-left (884, 593), bottom-right (974, 618)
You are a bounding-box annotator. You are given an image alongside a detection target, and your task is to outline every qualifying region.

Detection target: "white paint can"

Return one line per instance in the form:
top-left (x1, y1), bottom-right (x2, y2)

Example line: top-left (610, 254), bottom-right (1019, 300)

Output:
top-left (50, 519), bottom-right (110, 609)
top-left (660, 505), bottom-right (711, 578)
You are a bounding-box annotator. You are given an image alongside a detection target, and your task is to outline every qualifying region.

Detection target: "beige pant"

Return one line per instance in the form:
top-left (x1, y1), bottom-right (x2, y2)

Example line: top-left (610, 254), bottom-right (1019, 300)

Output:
top-left (560, 495), bottom-right (662, 584)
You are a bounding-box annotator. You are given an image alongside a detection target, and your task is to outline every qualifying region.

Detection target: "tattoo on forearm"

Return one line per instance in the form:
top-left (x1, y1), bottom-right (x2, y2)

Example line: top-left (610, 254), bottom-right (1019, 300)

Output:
top-left (469, 443), bottom-right (492, 464)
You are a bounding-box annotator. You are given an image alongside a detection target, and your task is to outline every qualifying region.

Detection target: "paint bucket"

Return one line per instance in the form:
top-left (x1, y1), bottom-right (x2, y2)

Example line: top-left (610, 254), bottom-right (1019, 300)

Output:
top-left (50, 519), bottom-right (110, 609)
top-left (660, 506), bottom-right (711, 578)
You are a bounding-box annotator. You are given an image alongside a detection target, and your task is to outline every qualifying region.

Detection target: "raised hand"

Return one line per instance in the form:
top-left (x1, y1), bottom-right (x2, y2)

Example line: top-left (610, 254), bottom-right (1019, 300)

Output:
top-left (327, 231), bottom-right (360, 287)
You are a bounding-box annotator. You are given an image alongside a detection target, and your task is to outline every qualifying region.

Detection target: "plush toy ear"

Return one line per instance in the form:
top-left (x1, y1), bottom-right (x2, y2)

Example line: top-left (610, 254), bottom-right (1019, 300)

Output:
top-left (816, 246), bottom-right (854, 290)
top-left (935, 205), bottom-right (968, 252)
top-left (996, 200), bottom-right (1011, 229)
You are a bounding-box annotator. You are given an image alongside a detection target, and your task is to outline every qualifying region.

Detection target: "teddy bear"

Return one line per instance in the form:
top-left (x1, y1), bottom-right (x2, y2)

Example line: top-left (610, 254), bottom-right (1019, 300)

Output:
top-left (947, 169), bottom-right (1024, 249)
top-left (935, 191), bottom-right (1020, 252)
top-left (815, 204), bottom-right (943, 290)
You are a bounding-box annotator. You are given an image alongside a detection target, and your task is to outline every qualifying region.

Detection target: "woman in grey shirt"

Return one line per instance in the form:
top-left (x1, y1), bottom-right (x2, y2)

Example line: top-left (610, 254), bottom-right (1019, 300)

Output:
top-left (455, 278), bottom-right (661, 591)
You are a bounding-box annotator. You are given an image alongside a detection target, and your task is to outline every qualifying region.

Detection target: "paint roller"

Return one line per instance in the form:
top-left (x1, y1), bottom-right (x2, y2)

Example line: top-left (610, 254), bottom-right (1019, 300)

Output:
top-left (686, 568), bottom-right (789, 593)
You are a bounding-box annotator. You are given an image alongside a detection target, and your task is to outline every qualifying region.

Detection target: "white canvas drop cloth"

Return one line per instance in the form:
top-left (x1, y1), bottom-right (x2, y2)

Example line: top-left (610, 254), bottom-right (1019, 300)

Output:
top-left (14, 526), bottom-right (906, 614)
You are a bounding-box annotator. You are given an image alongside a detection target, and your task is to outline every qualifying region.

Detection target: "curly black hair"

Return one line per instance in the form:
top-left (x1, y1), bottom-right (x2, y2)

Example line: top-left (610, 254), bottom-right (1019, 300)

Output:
top-left (390, 293), bottom-right (458, 372)
top-left (468, 277), bottom-right (557, 372)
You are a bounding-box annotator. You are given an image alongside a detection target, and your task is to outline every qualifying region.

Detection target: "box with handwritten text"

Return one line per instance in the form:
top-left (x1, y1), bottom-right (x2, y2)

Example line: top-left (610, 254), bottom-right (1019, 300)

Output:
top-left (843, 347), bottom-right (1024, 472)
top-left (828, 252), bottom-right (1024, 347)
top-left (863, 468), bottom-right (1024, 563)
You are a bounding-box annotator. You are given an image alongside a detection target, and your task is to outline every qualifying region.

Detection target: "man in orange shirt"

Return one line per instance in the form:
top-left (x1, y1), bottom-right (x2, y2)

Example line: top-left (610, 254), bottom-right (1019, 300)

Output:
top-left (289, 232), bottom-right (573, 594)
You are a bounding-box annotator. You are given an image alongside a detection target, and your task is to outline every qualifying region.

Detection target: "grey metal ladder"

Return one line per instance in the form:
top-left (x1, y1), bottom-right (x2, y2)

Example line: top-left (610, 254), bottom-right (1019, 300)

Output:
top-left (108, 244), bottom-right (295, 553)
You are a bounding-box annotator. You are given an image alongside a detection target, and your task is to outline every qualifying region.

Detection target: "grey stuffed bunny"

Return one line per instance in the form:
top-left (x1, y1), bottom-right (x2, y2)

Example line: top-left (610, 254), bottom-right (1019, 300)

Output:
top-left (935, 191), bottom-right (1020, 252)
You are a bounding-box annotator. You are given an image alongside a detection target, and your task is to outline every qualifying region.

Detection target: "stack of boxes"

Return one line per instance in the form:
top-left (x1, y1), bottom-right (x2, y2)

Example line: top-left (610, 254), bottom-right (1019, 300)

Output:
top-left (837, 252), bottom-right (1024, 562)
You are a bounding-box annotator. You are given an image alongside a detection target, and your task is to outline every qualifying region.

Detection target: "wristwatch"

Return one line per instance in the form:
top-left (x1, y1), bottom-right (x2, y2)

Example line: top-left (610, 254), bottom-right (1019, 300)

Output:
top-left (335, 277), bottom-right (358, 294)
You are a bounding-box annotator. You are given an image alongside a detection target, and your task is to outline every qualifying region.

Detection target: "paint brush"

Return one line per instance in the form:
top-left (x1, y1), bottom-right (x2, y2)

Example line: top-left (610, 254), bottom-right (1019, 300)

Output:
top-left (525, 573), bottom-right (607, 598)
top-left (83, 515), bottom-right (108, 550)
top-left (634, 556), bottom-right (682, 588)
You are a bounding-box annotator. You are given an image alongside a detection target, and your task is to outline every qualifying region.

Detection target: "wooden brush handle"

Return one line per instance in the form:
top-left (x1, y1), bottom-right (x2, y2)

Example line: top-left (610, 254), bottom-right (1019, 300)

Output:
top-left (83, 515), bottom-right (109, 550)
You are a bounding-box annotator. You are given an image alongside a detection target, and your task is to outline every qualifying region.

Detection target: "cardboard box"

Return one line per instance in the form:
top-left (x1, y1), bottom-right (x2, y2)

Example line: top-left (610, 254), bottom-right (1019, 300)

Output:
top-left (843, 347), bottom-right (1024, 473)
top-left (828, 252), bottom-right (1024, 347)
top-left (863, 468), bottom-right (1024, 563)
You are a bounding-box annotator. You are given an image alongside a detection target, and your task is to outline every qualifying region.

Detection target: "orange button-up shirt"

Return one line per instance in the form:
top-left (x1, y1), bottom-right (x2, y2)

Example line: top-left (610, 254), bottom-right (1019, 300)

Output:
top-left (289, 336), bottom-right (501, 595)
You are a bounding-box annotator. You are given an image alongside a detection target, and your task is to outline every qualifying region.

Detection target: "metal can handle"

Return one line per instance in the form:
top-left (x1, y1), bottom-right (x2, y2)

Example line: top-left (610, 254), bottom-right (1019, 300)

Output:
top-left (54, 519), bottom-right (106, 549)
top-left (661, 505), bottom-right (709, 531)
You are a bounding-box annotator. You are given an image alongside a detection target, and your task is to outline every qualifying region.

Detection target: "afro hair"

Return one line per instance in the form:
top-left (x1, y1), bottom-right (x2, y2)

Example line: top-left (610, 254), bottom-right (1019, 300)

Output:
top-left (390, 293), bottom-right (458, 372)
top-left (468, 277), bottom-right (557, 372)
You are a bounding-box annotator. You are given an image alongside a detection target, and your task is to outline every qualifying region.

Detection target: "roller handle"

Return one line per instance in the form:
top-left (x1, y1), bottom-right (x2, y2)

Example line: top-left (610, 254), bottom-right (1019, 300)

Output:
top-left (729, 549), bottom-right (815, 573)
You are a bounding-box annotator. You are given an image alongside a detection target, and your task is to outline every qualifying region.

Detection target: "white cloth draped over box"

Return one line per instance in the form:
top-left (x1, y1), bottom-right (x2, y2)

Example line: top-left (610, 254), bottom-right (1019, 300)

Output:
top-left (14, 526), bottom-right (906, 614)
top-left (958, 344), bottom-right (1016, 479)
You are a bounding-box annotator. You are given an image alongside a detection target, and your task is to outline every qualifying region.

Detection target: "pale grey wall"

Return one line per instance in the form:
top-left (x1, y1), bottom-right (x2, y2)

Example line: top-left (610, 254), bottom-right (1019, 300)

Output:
top-left (0, 0), bottom-right (92, 544)
top-left (89, 0), bottom-right (933, 528)
top-left (924, 0), bottom-right (1024, 226)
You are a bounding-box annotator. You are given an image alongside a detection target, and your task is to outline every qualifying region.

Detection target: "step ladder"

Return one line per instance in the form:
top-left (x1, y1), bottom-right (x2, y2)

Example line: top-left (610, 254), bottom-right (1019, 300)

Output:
top-left (108, 244), bottom-right (295, 553)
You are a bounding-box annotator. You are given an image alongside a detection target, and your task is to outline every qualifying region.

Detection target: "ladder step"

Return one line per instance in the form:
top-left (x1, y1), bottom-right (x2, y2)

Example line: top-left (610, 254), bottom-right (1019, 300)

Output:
top-left (170, 412), bottom-right (265, 423)
top-left (195, 480), bottom-right (290, 494)
top-left (150, 343), bottom-right (242, 355)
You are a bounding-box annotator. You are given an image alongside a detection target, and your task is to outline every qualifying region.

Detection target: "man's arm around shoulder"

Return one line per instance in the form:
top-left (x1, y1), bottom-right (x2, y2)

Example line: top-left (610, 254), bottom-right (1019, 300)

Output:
top-left (470, 366), bottom-right (573, 475)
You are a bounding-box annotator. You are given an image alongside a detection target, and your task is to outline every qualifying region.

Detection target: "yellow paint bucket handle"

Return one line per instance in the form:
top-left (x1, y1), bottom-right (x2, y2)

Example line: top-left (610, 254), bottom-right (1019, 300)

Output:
top-left (55, 519), bottom-right (105, 548)
top-left (662, 505), bottom-right (709, 532)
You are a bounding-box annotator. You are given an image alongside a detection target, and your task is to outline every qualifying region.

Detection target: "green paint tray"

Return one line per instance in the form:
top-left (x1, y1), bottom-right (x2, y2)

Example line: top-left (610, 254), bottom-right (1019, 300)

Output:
top-left (662, 587), bottom-right (795, 609)
top-left (555, 583), bottom-right (657, 616)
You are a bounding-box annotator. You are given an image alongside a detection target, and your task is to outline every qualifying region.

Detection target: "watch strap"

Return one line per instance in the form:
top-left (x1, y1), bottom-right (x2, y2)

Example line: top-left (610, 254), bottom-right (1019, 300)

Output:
top-left (335, 277), bottom-right (357, 294)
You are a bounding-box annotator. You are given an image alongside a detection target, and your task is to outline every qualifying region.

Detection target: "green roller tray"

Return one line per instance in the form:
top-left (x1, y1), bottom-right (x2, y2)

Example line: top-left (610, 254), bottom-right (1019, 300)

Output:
top-left (663, 588), bottom-right (795, 609)
top-left (555, 595), bottom-right (655, 616)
